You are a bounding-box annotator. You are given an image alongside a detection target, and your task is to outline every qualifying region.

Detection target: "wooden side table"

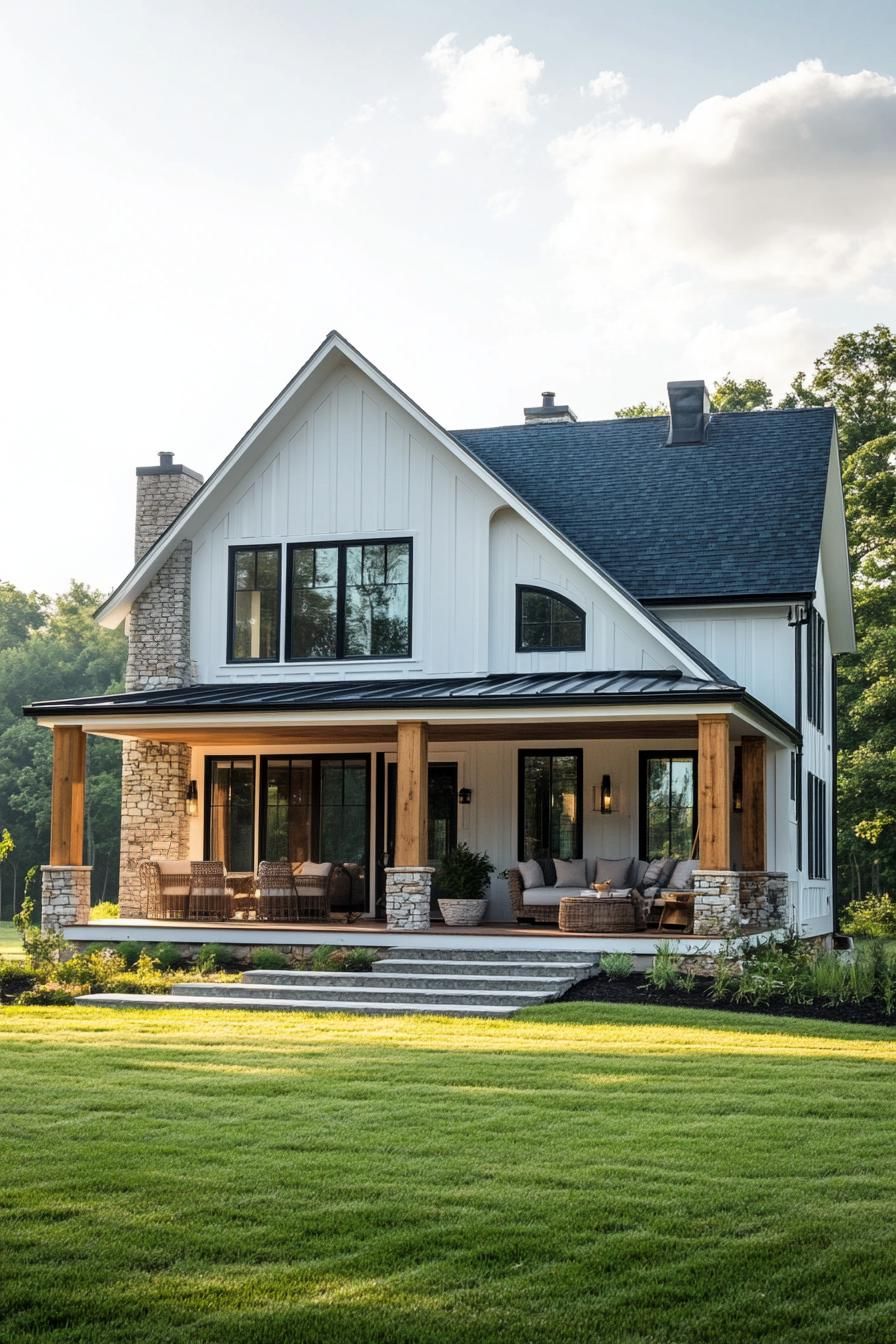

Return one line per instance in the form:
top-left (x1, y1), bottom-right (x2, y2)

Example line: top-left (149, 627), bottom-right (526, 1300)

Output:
top-left (657, 891), bottom-right (694, 932)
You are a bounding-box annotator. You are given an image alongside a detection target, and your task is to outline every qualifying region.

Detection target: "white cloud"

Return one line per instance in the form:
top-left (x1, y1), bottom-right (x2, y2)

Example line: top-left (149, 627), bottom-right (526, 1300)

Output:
top-left (550, 60), bottom-right (896, 291)
top-left (352, 96), bottom-right (396, 125)
top-left (424, 32), bottom-right (544, 136)
top-left (586, 70), bottom-right (628, 102)
top-left (295, 140), bottom-right (371, 205)
top-left (487, 189), bottom-right (520, 218)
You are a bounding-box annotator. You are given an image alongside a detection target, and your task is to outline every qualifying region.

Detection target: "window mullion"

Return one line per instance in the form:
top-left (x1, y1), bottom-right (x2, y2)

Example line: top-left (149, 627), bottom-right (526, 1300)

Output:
top-left (336, 544), bottom-right (347, 660)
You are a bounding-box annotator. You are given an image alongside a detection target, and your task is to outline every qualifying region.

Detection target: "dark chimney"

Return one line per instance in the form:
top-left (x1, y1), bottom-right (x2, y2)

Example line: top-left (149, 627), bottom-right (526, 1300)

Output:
top-left (667, 380), bottom-right (710, 445)
top-left (524, 390), bottom-right (578, 425)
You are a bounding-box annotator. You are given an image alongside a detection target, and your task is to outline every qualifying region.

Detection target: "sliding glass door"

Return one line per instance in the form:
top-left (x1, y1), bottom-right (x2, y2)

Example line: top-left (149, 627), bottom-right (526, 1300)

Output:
top-left (205, 757), bottom-right (256, 872)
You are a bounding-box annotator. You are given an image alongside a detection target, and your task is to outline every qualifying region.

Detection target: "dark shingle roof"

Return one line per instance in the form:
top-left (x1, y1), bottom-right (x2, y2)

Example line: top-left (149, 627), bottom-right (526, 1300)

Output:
top-left (452, 407), bottom-right (834, 602)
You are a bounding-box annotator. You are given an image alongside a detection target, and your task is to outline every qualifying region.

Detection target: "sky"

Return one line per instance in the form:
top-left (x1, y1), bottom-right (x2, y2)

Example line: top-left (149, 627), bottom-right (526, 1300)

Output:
top-left (1, 0), bottom-right (895, 595)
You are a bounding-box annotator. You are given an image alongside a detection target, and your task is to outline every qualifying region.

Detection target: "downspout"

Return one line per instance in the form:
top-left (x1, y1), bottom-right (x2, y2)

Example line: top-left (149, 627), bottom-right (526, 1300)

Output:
top-left (788, 602), bottom-right (810, 873)
top-left (831, 656), bottom-right (839, 928)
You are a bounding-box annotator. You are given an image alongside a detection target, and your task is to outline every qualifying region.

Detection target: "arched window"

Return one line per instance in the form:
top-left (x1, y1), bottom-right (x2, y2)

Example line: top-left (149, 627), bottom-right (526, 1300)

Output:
top-left (516, 586), bottom-right (586, 652)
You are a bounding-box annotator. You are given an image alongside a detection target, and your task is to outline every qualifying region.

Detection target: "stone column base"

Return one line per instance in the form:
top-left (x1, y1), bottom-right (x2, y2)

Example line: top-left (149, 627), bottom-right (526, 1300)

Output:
top-left (385, 867), bottom-right (434, 931)
top-left (41, 866), bottom-right (92, 932)
top-left (692, 870), bottom-right (741, 937)
top-left (738, 871), bottom-right (788, 930)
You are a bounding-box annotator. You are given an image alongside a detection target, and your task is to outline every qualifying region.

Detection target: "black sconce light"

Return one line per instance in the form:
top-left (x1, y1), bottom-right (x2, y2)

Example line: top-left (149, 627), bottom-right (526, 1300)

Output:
top-left (458, 787), bottom-right (472, 805)
top-left (593, 774), bottom-right (612, 814)
top-left (732, 746), bottom-right (743, 813)
top-left (185, 780), bottom-right (198, 817)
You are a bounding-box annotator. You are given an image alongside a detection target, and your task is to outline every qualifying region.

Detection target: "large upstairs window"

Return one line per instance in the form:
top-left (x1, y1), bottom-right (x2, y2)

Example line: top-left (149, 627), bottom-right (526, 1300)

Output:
top-left (228, 546), bottom-right (281, 662)
top-left (516, 586), bottom-right (586, 652)
top-left (288, 539), bottom-right (411, 660)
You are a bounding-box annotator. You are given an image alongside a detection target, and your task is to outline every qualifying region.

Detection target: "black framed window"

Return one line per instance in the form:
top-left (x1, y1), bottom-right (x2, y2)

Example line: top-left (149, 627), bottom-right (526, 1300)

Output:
top-left (386, 762), bottom-right (458, 867)
top-left (807, 609), bottom-right (825, 731)
top-left (228, 546), bottom-right (281, 662)
top-left (288, 539), bottom-right (411, 660)
top-left (639, 752), bottom-right (698, 859)
top-left (204, 757), bottom-right (256, 872)
top-left (516, 586), bottom-right (586, 652)
top-left (261, 755), bottom-right (370, 871)
top-left (518, 750), bottom-right (583, 863)
top-left (807, 772), bottom-right (828, 879)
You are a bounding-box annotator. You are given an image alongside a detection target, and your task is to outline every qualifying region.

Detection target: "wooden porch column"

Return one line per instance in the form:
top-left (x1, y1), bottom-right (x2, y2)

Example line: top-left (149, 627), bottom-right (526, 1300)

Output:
top-left (395, 721), bottom-right (428, 867)
top-left (697, 714), bottom-right (731, 870)
top-left (740, 735), bottom-right (767, 871)
top-left (49, 725), bottom-right (86, 866)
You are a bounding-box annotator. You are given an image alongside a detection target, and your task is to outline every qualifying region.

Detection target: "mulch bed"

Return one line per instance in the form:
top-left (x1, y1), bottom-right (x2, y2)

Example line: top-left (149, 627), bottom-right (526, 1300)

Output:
top-left (561, 974), bottom-right (896, 1027)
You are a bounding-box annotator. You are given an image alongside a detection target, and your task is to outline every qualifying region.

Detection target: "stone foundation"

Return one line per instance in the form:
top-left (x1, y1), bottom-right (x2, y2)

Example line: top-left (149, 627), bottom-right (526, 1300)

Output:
top-left (692, 870), bottom-right (741, 937)
top-left (41, 866), bottom-right (92, 931)
top-left (385, 867), bottom-right (434, 931)
top-left (119, 740), bottom-right (191, 915)
top-left (739, 871), bottom-right (788, 930)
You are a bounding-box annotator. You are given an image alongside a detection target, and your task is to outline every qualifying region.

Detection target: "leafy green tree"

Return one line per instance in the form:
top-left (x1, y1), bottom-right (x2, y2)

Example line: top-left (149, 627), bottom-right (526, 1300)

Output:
top-left (0, 581), bottom-right (126, 915)
top-left (614, 400), bottom-right (666, 418)
top-left (781, 325), bottom-right (896, 453)
top-left (0, 582), bottom-right (47, 652)
top-left (711, 374), bottom-right (773, 413)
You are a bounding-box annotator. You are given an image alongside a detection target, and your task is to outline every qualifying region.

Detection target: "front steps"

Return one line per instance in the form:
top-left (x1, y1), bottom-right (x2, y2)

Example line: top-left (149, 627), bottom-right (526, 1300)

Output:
top-left (76, 947), bottom-right (598, 1017)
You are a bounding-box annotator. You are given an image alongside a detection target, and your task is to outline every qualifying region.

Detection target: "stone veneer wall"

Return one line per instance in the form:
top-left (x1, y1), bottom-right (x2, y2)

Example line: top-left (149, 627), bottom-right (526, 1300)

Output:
top-left (739, 871), bottom-right (788, 931)
top-left (42, 866), bottom-right (92, 932)
top-left (692, 871), bottom-right (741, 937)
top-left (118, 458), bottom-right (203, 914)
top-left (385, 867), bottom-right (434, 930)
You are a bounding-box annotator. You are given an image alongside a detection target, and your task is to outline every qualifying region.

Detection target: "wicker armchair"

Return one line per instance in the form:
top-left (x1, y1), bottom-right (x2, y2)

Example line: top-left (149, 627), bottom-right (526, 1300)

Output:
top-left (292, 863), bottom-right (335, 921)
top-left (140, 859), bottom-right (191, 919)
top-left (138, 860), bottom-right (161, 919)
top-left (257, 861), bottom-right (299, 922)
top-left (189, 860), bottom-right (232, 921)
top-left (507, 868), bottom-right (561, 924)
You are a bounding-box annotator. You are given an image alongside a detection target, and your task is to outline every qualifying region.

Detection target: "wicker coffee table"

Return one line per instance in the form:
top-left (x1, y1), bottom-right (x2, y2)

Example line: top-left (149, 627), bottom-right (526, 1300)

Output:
top-left (558, 893), bottom-right (637, 933)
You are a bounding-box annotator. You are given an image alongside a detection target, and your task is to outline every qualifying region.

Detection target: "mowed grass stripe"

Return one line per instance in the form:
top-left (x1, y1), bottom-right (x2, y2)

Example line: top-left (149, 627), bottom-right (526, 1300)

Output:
top-left (1, 1003), bottom-right (895, 1344)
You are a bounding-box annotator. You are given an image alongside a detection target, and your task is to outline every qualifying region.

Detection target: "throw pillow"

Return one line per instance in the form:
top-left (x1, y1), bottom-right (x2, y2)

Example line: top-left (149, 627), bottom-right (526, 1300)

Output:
top-left (554, 858), bottom-right (588, 888)
top-left (518, 859), bottom-right (544, 890)
top-left (300, 861), bottom-right (333, 878)
top-left (594, 856), bottom-right (634, 887)
top-left (667, 858), bottom-right (699, 891)
top-left (638, 855), bottom-right (676, 893)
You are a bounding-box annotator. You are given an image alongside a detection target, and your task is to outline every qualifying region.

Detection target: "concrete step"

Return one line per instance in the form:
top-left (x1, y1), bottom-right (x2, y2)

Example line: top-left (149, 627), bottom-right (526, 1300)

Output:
top-left (372, 957), bottom-right (595, 981)
top-left (171, 980), bottom-right (562, 1008)
top-left (76, 993), bottom-right (517, 1018)
top-left (378, 946), bottom-right (600, 965)
top-left (242, 969), bottom-right (576, 992)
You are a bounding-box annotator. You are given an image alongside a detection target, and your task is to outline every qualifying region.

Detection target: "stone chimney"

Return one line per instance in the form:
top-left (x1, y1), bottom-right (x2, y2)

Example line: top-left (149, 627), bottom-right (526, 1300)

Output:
top-left (119, 452), bottom-right (203, 915)
top-left (524, 391), bottom-right (578, 425)
top-left (126, 452), bottom-right (204, 692)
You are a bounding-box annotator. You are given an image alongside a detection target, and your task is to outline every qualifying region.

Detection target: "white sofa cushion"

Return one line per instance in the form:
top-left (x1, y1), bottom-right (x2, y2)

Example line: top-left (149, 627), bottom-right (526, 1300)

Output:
top-left (521, 886), bottom-right (565, 907)
top-left (300, 861), bottom-right (332, 878)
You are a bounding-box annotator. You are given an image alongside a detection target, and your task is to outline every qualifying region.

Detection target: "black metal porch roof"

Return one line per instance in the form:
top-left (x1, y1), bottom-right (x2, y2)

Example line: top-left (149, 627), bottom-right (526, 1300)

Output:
top-left (27, 669), bottom-right (747, 714)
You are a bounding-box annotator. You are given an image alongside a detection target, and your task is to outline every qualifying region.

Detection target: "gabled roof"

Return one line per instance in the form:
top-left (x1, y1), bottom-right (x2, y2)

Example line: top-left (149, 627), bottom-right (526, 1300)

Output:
top-left (93, 331), bottom-right (725, 682)
top-left (453, 407), bottom-right (837, 603)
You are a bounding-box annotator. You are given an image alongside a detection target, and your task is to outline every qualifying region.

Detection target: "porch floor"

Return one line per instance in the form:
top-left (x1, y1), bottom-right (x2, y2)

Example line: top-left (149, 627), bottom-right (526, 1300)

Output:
top-left (68, 917), bottom-right (774, 958)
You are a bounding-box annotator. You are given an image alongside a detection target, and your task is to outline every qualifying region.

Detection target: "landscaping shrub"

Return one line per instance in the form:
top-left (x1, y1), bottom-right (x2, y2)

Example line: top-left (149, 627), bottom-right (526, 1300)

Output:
top-left (16, 987), bottom-right (77, 1006)
top-left (0, 963), bottom-right (39, 1003)
top-left (55, 949), bottom-right (127, 992)
top-left (250, 947), bottom-right (291, 970)
top-left (89, 902), bottom-right (120, 921)
top-left (840, 891), bottom-right (896, 939)
top-left (195, 943), bottom-right (233, 972)
top-left (310, 944), bottom-right (378, 972)
top-left (707, 950), bottom-right (739, 1003)
top-left (151, 942), bottom-right (186, 971)
top-left (118, 941), bottom-right (149, 969)
top-left (645, 942), bottom-right (682, 993)
top-left (600, 952), bottom-right (634, 979)
top-left (12, 897), bottom-right (66, 971)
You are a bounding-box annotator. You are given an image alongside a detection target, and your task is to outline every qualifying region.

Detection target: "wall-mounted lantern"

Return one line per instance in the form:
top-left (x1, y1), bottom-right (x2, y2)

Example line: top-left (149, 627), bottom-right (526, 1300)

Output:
top-left (593, 775), bottom-right (613, 814)
top-left (185, 780), bottom-right (199, 817)
top-left (458, 787), bottom-right (473, 806)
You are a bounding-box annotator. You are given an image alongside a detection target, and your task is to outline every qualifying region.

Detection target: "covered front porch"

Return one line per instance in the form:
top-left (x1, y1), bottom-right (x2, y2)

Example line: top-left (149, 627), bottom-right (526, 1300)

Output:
top-left (32, 671), bottom-right (799, 943)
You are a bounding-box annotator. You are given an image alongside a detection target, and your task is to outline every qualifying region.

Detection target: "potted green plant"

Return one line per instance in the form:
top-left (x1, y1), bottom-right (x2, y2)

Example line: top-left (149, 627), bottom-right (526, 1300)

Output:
top-left (435, 844), bottom-right (495, 926)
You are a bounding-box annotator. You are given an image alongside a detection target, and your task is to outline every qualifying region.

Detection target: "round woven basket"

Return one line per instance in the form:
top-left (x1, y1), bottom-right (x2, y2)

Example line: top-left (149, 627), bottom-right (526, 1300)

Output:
top-left (437, 898), bottom-right (488, 926)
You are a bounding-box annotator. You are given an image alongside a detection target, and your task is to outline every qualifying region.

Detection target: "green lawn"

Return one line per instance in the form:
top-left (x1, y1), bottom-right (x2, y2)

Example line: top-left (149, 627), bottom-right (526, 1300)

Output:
top-left (2, 1003), bottom-right (896, 1344)
top-left (0, 920), bottom-right (21, 960)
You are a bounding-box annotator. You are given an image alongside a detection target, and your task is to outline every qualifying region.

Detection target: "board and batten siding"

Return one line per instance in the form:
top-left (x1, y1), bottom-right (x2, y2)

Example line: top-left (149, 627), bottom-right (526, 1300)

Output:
top-left (190, 365), bottom-right (501, 683)
top-left (659, 604), bottom-right (795, 725)
top-left (799, 556), bottom-right (834, 934)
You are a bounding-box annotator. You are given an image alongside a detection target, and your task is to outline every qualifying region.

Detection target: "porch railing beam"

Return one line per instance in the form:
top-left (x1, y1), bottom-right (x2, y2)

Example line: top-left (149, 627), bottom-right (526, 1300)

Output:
top-left (395, 720), bottom-right (429, 867)
top-left (740, 735), bottom-right (766, 870)
top-left (49, 724), bottom-right (86, 866)
top-left (697, 714), bottom-right (731, 870)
